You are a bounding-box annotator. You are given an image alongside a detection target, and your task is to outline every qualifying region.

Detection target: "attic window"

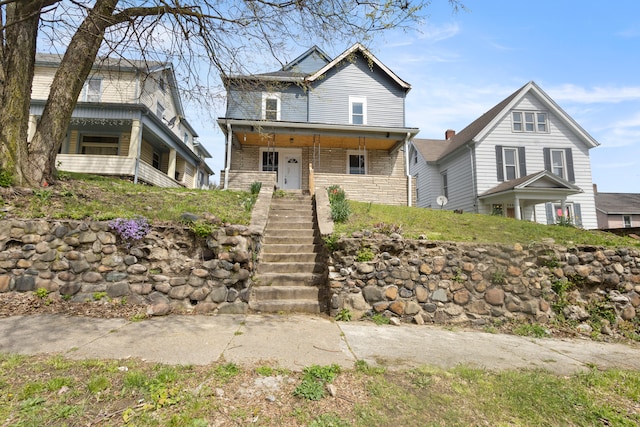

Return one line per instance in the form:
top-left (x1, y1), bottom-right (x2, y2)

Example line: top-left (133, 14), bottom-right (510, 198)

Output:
top-left (512, 111), bottom-right (548, 133)
top-left (159, 76), bottom-right (166, 93)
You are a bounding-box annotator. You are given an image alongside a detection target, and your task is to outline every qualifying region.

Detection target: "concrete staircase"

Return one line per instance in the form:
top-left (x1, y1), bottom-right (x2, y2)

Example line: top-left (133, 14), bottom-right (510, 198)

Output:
top-left (251, 192), bottom-right (327, 313)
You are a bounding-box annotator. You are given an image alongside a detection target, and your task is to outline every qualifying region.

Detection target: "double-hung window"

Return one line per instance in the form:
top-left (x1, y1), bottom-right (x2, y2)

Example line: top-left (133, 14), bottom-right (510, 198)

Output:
top-left (512, 111), bottom-right (548, 133)
top-left (262, 93), bottom-right (280, 121)
top-left (349, 96), bottom-right (367, 125)
top-left (82, 78), bottom-right (101, 102)
top-left (441, 171), bottom-right (448, 198)
top-left (623, 215), bottom-right (632, 228)
top-left (550, 149), bottom-right (566, 179)
top-left (156, 102), bottom-right (165, 119)
top-left (503, 147), bottom-right (519, 180)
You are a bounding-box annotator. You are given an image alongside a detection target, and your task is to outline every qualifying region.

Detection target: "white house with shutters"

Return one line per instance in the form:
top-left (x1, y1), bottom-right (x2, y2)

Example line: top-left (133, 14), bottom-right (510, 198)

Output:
top-left (409, 81), bottom-right (599, 229)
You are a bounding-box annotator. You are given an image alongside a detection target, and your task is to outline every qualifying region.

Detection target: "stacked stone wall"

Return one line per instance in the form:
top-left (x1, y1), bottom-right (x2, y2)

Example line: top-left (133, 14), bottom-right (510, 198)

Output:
top-left (0, 219), bottom-right (259, 315)
top-left (329, 237), bottom-right (640, 333)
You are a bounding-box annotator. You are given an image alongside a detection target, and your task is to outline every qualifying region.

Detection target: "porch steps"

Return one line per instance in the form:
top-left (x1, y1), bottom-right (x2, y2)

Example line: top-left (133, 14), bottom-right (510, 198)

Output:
top-left (251, 192), bottom-right (327, 314)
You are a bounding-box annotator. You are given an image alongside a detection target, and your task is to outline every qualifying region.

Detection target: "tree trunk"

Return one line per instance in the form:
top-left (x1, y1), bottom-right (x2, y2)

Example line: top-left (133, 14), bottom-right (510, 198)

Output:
top-left (25, 0), bottom-right (119, 186)
top-left (0, 2), bottom-right (40, 186)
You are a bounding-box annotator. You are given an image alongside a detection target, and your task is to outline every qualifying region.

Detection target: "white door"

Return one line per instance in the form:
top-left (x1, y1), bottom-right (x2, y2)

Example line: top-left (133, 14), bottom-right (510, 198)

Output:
top-left (282, 154), bottom-right (301, 190)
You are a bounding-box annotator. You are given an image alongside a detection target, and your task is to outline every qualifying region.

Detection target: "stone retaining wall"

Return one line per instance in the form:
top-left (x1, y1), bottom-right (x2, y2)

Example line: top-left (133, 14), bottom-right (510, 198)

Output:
top-left (328, 237), bottom-right (640, 333)
top-left (0, 219), bottom-right (259, 315)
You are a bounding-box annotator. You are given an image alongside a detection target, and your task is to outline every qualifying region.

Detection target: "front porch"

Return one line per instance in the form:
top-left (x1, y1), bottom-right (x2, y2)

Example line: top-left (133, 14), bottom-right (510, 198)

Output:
top-left (218, 118), bottom-right (419, 205)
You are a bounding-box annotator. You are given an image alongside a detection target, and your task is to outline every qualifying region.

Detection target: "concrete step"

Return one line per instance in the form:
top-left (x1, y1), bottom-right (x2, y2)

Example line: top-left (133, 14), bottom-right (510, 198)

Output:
top-left (265, 221), bottom-right (314, 230)
top-left (255, 272), bottom-right (325, 286)
top-left (257, 262), bottom-right (325, 274)
top-left (260, 252), bottom-right (323, 263)
top-left (262, 235), bottom-right (319, 245)
top-left (252, 285), bottom-right (319, 300)
top-left (249, 299), bottom-right (322, 314)
top-left (261, 244), bottom-right (323, 254)
top-left (268, 213), bottom-right (314, 221)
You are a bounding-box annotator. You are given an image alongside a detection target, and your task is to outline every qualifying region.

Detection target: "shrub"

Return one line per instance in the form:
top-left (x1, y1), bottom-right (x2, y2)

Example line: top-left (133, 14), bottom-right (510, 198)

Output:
top-left (356, 247), bottom-right (375, 262)
top-left (327, 185), bottom-right (345, 204)
top-left (330, 199), bottom-right (351, 223)
top-left (249, 181), bottom-right (262, 195)
top-left (335, 308), bottom-right (352, 321)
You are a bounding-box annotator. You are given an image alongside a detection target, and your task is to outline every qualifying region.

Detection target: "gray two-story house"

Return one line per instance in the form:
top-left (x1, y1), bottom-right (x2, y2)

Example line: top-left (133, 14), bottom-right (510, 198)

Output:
top-left (217, 43), bottom-right (419, 205)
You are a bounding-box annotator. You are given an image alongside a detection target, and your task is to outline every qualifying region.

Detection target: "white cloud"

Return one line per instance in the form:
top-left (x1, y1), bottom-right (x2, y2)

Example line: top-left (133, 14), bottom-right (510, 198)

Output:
top-left (548, 84), bottom-right (640, 104)
top-left (417, 23), bottom-right (460, 43)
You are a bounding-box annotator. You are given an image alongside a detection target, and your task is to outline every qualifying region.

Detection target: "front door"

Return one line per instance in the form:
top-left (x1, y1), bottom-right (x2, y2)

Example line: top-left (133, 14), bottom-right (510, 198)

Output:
top-left (282, 154), bottom-right (301, 190)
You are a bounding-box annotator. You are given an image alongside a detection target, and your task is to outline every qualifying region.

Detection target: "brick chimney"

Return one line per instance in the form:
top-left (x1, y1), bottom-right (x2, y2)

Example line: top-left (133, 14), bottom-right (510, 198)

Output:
top-left (593, 183), bottom-right (598, 194)
top-left (445, 129), bottom-right (456, 140)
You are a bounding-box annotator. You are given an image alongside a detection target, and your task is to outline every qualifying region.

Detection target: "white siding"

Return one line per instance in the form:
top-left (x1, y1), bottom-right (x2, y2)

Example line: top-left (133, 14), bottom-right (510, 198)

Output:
top-left (308, 52), bottom-right (405, 127)
top-left (474, 92), bottom-right (598, 228)
top-left (438, 150), bottom-right (476, 212)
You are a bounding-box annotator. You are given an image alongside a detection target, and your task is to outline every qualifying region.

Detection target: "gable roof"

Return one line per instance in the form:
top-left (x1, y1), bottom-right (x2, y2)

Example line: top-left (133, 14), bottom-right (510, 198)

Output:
top-left (479, 170), bottom-right (582, 198)
top-left (223, 42), bottom-right (412, 90)
top-left (305, 42), bottom-right (411, 90)
top-left (595, 192), bottom-right (640, 214)
top-left (434, 81), bottom-right (599, 161)
top-left (411, 138), bottom-right (452, 162)
top-left (282, 45), bottom-right (331, 72)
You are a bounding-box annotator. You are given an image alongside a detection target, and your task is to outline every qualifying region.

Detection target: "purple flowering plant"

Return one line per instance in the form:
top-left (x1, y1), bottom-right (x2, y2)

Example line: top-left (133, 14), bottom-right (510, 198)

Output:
top-left (108, 215), bottom-right (151, 247)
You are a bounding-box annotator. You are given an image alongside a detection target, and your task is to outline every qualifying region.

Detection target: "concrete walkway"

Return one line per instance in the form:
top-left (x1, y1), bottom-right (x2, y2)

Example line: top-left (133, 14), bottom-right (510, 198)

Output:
top-left (1, 314), bottom-right (639, 375)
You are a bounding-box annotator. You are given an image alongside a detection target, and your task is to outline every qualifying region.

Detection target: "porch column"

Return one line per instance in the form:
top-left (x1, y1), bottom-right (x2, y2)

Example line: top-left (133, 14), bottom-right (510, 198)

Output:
top-left (129, 119), bottom-right (143, 184)
top-left (168, 149), bottom-right (177, 180)
top-left (514, 195), bottom-right (522, 220)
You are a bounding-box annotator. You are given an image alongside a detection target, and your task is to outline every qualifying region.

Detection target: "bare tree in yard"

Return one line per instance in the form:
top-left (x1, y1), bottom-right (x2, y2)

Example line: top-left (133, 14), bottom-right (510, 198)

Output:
top-left (0, 0), bottom-right (460, 187)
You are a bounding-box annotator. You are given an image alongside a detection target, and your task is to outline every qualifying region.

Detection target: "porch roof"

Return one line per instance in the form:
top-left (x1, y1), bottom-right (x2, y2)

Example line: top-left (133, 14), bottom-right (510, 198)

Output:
top-left (478, 170), bottom-right (583, 204)
top-left (217, 118), bottom-right (419, 151)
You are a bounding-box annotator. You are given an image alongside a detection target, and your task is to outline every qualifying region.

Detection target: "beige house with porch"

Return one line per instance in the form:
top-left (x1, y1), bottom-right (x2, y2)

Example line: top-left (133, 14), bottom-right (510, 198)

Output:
top-left (29, 54), bottom-right (213, 189)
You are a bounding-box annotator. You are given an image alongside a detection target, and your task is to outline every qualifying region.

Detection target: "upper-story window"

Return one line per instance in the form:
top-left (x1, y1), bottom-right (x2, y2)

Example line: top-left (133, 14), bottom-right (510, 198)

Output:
top-left (623, 215), bottom-right (632, 228)
top-left (82, 78), bottom-right (101, 102)
top-left (159, 76), bottom-right (166, 93)
top-left (503, 147), bottom-right (519, 180)
top-left (156, 102), bottom-right (165, 119)
top-left (183, 132), bottom-right (189, 146)
top-left (550, 149), bottom-right (566, 178)
top-left (512, 111), bottom-right (547, 133)
top-left (262, 93), bottom-right (281, 120)
top-left (349, 96), bottom-right (367, 125)
top-left (410, 146), bottom-right (418, 165)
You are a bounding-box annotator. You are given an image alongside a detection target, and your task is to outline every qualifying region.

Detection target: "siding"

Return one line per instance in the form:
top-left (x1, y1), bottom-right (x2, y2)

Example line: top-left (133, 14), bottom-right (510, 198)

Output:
top-left (437, 150), bottom-right (475, 212)
top-left (308, 52), bottom-right (405, 127)
top-left (473, 92), bottom-right (598, 228)
top-left (226, 84), bottom-right (307, 122)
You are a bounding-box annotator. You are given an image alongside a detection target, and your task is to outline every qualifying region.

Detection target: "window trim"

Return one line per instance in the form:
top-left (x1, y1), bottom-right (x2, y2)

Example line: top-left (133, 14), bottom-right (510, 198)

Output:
top-left (550, 148), bottom-right (566, 179)
top-left (156, 102), bottom-right (165, 119)
top-left (346, 149), bottom-right (367, 175)
top-left (82, 78), bottom-right (102, 103)
top-left (261, 93), bottom-right (281, 121)
top-left (349, 96), bottom-right (367, 125)
top-left (502, 147), bottom-right (519, 181)
top-left (512, 111), bottom-right (548, 133)
top-left (441, 170), bottom-right (448, 199)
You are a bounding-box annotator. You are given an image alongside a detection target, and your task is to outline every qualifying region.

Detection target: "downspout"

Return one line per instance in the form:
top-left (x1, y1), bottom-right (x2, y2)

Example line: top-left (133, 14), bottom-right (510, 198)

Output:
top-left (404, 132), bottom-right (412, 207)
top-left (224, 122), bottom-right (232, 190)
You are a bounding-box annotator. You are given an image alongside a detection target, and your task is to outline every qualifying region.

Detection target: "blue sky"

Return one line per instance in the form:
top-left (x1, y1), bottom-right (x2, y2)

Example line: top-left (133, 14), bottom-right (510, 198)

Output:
top-left (196, 1), bottom-right (640, 192)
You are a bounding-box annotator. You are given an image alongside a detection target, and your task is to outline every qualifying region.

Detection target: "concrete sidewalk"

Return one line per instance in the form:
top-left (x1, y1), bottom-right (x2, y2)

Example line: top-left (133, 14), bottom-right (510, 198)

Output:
top-left (1, 314), bottom-right (639, 375)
